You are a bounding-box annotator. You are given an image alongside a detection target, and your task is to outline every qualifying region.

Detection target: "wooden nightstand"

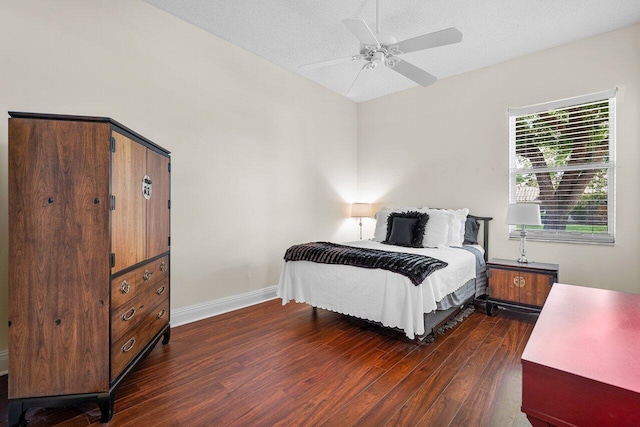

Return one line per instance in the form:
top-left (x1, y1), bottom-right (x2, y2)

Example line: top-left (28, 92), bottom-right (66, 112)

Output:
top-left (485, 258), bottom-right (559, 315)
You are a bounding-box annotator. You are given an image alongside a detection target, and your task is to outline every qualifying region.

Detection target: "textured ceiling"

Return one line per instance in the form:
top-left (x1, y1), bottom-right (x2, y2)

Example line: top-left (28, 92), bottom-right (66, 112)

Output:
top-left (145, 0), bottom-right (640, 103)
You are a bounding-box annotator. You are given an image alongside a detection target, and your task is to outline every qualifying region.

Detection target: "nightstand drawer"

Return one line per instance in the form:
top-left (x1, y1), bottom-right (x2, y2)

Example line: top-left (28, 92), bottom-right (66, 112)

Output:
top-left (486, 258), bottom-right (559, 314)
top-left (518, 271), bottom-right (553, 306)
top-left (488, 268), bottom-right (519, 301)
top-left (488, 268), bottom-right (554, 307)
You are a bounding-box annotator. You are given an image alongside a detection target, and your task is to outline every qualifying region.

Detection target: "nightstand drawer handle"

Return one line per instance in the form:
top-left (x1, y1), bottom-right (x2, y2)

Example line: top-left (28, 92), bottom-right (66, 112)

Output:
top-left (157, 286), bottom-right (166, 295)
top-left (143, 270), bottom-right (152, 281)
top-left (157, 309), bottom-right (166, 319)
top-left (160, 261), bottom-right (167, 272)
top-left (513, 277), bottom-right (526, 288)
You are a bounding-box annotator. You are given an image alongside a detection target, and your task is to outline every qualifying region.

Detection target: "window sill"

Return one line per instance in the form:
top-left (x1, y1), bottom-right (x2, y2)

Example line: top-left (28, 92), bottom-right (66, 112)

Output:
top-left (509, 233), bottom-right (614, 245)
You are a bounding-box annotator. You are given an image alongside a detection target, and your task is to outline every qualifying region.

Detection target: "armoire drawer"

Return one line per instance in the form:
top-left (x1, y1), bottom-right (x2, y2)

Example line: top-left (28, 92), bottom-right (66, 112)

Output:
top-left (111, 255), bottom-right (169, 310)
top-left (111, 299), bottom-right (169, 381)
top-left (111, 277), bottom-right (170, 343)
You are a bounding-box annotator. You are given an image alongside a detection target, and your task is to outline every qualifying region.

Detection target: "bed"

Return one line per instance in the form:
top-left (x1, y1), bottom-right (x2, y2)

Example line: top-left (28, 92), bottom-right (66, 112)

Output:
top-left (277, 208), bottom-right (492, 340)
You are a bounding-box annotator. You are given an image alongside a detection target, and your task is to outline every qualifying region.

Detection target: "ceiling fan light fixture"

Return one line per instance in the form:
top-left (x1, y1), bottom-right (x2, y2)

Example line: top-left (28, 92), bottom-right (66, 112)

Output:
top-left (371, 51), bottom-right (385, 65)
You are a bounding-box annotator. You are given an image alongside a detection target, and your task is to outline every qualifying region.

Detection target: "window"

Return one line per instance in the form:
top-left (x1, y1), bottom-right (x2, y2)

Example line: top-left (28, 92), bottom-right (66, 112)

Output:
top-left (508, 89), bottom-right (616, 244)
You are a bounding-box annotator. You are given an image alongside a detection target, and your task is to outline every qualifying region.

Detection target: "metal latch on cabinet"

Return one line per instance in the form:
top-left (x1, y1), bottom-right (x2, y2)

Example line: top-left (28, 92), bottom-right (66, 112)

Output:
top-left (142, 175), bottom-right (152, 199)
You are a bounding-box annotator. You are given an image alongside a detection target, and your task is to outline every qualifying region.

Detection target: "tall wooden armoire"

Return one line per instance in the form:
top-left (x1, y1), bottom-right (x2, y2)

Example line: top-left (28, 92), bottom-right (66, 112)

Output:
top-left (7, 112), bottom-right (171, 425)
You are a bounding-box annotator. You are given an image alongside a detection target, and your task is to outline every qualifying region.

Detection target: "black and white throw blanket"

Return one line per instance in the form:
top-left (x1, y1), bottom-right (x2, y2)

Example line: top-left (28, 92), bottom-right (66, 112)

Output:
top-left (284, 241), bottom-right (448, 286)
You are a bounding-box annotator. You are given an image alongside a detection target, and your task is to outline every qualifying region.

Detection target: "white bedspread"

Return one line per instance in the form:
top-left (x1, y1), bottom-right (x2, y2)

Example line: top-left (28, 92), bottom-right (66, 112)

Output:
top-left (277, 240), bottom-right (477, 339)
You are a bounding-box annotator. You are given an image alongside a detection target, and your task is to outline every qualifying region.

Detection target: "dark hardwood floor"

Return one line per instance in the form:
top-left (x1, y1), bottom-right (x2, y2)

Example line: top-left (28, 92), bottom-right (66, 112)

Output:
top-left (0, 299), bottom-right (536, 426)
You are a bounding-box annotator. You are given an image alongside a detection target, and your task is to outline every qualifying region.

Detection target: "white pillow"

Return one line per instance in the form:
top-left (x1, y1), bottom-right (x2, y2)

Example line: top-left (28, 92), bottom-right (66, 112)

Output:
top-left (446, 208), bottom-right (469, 247)
top-left (373, 207), bottom-right (420, 242)
top-left (422, 209), bottom-right (455, 248)
top-left (373, 208), bottom-right (392, 242)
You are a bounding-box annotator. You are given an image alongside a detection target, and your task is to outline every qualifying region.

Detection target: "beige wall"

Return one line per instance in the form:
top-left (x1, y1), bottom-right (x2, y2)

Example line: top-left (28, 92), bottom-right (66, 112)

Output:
top-left (0, 1), bottom-right (358, 356)
top-left (0, 2), bottom-right (638, 360)
top-left (358, 24), bottom-right (640, 294)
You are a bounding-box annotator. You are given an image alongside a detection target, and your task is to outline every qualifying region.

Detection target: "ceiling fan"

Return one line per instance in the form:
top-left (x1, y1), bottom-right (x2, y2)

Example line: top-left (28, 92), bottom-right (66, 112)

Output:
top-left (299, 0), bottom-right (463, 97)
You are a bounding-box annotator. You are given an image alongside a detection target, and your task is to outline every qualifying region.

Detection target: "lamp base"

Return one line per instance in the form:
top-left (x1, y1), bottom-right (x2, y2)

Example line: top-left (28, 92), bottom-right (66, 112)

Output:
top-left (517, 228), bottom-right (531, 263)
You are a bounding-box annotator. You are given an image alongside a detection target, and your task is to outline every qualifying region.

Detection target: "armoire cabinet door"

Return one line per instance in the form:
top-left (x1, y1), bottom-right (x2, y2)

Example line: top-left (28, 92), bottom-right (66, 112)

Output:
top-left (8, 119), bottom-right (111, 398)
top-left (111, 131), bottom-right (147, 272)
top-left (146, 149), bottom-right (170, 259)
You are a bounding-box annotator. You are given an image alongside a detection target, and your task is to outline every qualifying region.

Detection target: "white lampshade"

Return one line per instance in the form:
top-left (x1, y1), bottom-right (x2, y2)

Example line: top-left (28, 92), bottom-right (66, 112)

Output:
top-left (506, 203), bottom-right (542, 226)
top-left (351, 203), bottom-right (372, 218)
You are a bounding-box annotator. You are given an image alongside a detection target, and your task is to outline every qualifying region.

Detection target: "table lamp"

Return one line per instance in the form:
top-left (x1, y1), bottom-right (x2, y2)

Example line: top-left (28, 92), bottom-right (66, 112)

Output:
top-left (506, 203), bottom-right (542, 263)
top-left (351, 203), bottom-right (371, 240)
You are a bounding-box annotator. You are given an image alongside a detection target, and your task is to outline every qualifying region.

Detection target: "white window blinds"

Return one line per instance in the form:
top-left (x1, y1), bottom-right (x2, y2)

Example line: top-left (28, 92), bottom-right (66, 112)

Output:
top-left (508, 90), bottom-right (616, 244)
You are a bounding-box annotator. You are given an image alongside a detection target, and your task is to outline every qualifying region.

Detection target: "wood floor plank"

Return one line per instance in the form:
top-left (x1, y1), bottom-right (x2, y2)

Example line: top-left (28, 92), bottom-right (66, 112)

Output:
top-left (354, 312), bottom-right (501, 426)
top-left (0, 301), bottom-right (537, 427)
top-left (381, 315), bottom-right (511, 426)
top-left (414, 317), bottom-right (514, 425)
top-left (448, 315), bottom-right (533, 426)
top-left (320, 308), bottom-right (483, 426)
top-left (274, 336), bottom-right (392, 425)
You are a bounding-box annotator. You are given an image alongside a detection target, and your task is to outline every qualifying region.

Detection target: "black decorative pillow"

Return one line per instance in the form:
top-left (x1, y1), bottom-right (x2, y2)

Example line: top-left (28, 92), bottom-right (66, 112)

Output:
top-left (383, 211), bottom-right (429, 248)
top-left (463, 217), bottom-right (480, 245)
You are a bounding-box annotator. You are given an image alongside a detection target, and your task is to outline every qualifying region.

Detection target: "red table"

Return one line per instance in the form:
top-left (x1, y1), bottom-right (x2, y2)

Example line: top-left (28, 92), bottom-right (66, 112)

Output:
top-left (521, 283), bottom-right (640, 426)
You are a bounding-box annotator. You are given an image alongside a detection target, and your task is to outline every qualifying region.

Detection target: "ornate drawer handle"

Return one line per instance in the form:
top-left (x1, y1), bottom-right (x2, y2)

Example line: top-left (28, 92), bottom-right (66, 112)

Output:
top-left (513, 277), bottom-right (526, 288)
top-left (121, 307), bottom-right (136, 321)
top-left (120, 280), bottom-right (130, 294)
top-left (156, 286), bottom-right (166, 295)
top-left (160, 261), bottom-right (167, 272)
top-left (122, 338), bottom-right (136, 353)
top-left (157, 309), bottom-right (166, 319)
top-left (143, 270), bottom-right (152, 281)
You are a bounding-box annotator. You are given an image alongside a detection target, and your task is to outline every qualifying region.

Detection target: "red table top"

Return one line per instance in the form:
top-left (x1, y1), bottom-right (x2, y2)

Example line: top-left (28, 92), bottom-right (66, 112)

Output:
top-left (522, 283), bottom-right (640, 394)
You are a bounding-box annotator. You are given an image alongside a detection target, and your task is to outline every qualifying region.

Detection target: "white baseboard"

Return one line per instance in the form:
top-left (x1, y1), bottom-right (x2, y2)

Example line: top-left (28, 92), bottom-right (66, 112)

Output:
top-left (0, 350), bottom-right (7, 376)
top-left (171, 285), bottom-right (278, 328)
top-left (0, 288), bottom-right (278, 376)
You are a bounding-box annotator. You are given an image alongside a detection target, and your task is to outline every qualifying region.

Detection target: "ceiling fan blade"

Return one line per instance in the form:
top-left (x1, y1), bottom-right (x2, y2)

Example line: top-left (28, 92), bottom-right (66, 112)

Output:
top-left (392, 27), bottom-right (462, 55)
top-left (347, 63), bottom-right (374, 98)
top-left (299, 55), bottom-right (364, 71)
top-left (342, 18), bottom-right (380, 47)
top-left (388, 58), bottom-right (437, 86)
